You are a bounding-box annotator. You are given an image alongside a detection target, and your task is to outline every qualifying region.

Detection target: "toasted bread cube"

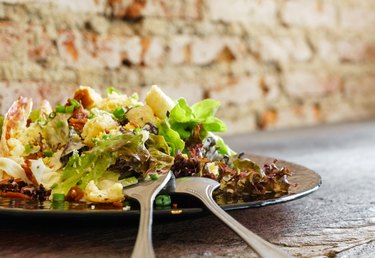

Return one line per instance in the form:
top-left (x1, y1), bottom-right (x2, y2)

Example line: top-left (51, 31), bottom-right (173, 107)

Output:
top-left (126, 105), bottom-right (157, 127)
top-left (145, 85), bottom-right (175, 119)
top-left (74, 86), bottom-right (102, 109)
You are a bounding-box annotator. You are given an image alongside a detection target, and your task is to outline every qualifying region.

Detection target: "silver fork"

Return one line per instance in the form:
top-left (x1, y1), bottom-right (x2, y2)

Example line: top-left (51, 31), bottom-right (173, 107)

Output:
top-left (175, 177), bottom-right (292, 258)
top-left (123, 171), bottom-right (172, 258)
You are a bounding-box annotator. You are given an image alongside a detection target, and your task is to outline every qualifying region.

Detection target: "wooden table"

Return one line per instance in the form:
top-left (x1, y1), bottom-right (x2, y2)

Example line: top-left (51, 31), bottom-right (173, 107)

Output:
top-left (0, 121), bottom-right (374, 258)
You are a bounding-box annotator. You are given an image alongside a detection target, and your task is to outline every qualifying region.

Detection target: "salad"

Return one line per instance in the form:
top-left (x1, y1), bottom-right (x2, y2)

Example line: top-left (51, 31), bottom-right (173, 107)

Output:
top-left (0, 85), bottom-right (292, 206)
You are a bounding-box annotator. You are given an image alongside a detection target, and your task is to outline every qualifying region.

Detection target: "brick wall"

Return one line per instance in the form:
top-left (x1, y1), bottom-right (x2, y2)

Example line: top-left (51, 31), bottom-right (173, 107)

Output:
top-left (0, 0), bottom-right (374, 134)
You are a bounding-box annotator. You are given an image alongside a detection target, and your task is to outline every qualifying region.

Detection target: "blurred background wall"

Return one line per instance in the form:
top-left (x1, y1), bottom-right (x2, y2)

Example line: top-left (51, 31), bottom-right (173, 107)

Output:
top-left (0, 0), bottom-right (374, 134)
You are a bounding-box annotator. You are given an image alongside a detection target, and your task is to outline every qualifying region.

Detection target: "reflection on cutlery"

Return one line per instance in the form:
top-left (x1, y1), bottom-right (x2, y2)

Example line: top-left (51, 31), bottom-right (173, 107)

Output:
top-left (123, 171), bottom-right (172, 258)
top-left (175, 177), bottom-right (292, 258)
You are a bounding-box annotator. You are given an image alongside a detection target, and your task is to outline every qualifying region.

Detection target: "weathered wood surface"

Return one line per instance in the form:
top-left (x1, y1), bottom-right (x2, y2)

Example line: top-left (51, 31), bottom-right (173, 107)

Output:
top-left (0, 121), bottom-right (374, 258)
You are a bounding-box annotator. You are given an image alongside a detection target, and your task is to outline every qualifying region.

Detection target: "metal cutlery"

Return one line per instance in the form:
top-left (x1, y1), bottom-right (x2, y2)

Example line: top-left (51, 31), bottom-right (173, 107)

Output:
top-left (175, 177), bottom-right (292, 258)
top-left (123, 171), bottom-right (172, 258)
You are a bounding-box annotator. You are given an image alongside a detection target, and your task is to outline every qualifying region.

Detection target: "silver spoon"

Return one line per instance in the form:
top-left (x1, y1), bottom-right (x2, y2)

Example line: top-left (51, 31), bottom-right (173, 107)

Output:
top-left (175, 177), bottom-right (292, 258)
top-left (123, 171), bottom-right (172, 258)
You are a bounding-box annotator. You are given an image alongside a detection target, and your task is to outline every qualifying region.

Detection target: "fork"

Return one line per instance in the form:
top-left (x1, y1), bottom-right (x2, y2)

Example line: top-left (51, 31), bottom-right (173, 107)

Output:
top-left (123, 171), bottom-right (172, 258)
top-left (175, 177), bottom-right (292, 258)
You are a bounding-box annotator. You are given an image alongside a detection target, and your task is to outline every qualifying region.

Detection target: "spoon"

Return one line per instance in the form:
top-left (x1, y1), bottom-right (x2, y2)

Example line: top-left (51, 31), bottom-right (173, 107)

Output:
top-left (175, 177), bottom-right (292, 258)
top-left (123, 171), bottom-right (172, 258)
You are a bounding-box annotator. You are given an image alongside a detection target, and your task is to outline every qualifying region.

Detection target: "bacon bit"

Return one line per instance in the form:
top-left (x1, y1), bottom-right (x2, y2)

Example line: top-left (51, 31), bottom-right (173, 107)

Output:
top-left (112, 201), bottom-right (123, 208)
top-left (68, 106), bottom-right (89, 131)
top-left (0, 191), bottom-right (32, 200)
top-left (25, 152), bottom-right (43, 160)
top-left (22, 160), bottom-right (38, 186)
top-left (128, 121), bottom-right (139, 128)
top-left (0, 177), bottom-right (22, 184)
top-left (66, 186), bottom-right (84, 202)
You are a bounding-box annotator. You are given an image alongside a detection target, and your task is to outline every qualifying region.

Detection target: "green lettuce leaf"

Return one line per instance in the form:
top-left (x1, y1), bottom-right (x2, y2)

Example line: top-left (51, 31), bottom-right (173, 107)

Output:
top-left (146, 134), bottom-right (175, 173)
top-left (52, 132), bottom-right (148, 195)
top-left (191, 99), bottom-right (220, 120)
top-left (157, 121), bottom-right (185, 156)
top-left (168, 98), bottom-right (227, 141)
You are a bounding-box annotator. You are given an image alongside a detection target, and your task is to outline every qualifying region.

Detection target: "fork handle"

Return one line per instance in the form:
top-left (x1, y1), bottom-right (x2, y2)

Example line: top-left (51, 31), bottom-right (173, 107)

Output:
top-left (131, 195), bottom-right (155, 258)
top-left (189, 186), bottom-right (292, 258)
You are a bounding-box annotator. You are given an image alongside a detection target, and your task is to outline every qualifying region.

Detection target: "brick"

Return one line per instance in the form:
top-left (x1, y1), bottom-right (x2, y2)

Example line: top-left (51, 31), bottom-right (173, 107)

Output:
top-left (345, 75), bottom-right (375, 98)
top-left (318, 96), bottom-right (359, 123)
top-left (112, 67), bottom-right (140, 86)
top-left (284, 71), bottom-right (342, 98)
top-left (190, 37), bottom-right (246, 65)
top-left (120, 36), bottom-right (142, 65)
top-left (251, 35), bottom-right (312, 63)
top-left (261, 75), bottom-right (280, 101)
top-left (258, 103), bottom-right (321, 130)
top-left (86, 16), bottom-right (110, 34)
top-left (222, 38), bottom-right (247, 61)
top-left (56, 30), bottom-right (82, 65)
top-left (216, 105), bottom-right (257, 134)
top-left (143, 0), bottom-right (202, 19)
top-left (108, 0), bottom-right (146, 20)
top-left (91, 35), bottom-right (122, 69)
top-left (191, 37), bottom-right (224, 65)
top-left (142, 37), bottom-right (165, 66)
top-left (0, 81), bottom-right (77, 114)
top-left (26, 26), bottom-right (55, 63)
top-left (206, 0), bottom-right (277, 26)
top-left (209, 77), bottom-right (263, 105)
top-left (78, 69), bottom-right (118, 86)
top-left (57, 31), bottom-right (140, 69)
top-left (281, 0), bottom-right (337, 28)
top-left (0, 0), bottom-right (25, 4)
top-left (340, 3), bottom-right (375, 30)
top-left (142, 18), bottom-right (171, 35)
top-left (169, 35), bottom-right (192, 64)
top-left (49, 0), bottom-right (106, 14)
top-left (0, 22), bottom-right (27, 62)
top-left (316, 38), bottom-right (375, 63)
top-left (0, 62), bottom-right (43, 81)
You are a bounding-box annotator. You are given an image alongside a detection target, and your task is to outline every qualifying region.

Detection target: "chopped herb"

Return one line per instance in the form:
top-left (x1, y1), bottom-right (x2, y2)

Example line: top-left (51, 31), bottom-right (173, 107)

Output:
top-left (150, 173), bottom-right (159, 180)
top-left (56, 104), bottom-right (65, 113)
top-left (102, 134), bottom-right (111, 140)
top-left (70, 99), bottom-right (81, 108)
top-left (107, 87), bottom-right (120, 95)
top-left (49, 112), bottom-right (56, 119)
top-left (155, 195), bottom-right (171, 207)
top-left (52, 193), bottom-right (65, 202)
top-left (43, 150), bottom-right (54, 157)
top-left (113, 106), bottom-right (125, 119)
top-left (65, 105), bottom-right (75, 113)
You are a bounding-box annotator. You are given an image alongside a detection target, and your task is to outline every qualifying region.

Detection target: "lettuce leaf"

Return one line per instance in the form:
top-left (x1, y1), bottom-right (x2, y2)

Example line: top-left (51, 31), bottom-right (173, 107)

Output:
top-left (52, 133), bottom-right (148, 195)
top-left (168, 98), bottom-right (227, 140)
top-left (157, 121), bottom-right (185, 156)
top-left (146, 134), bottom-right (175, 174)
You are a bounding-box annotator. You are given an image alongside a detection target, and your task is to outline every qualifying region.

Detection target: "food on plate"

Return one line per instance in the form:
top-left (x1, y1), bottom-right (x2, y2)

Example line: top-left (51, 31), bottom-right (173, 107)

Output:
top-left (0, 85), bottom-right (292, 206)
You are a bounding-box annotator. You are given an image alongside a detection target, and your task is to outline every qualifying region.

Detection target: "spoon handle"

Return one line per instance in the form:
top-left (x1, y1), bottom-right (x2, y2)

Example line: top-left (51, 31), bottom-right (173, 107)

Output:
top-left (131, 196), bottom-right (155, 258)
top-left (190, 185), bottom-right (292, 258)
top-left (128, 172), bottom-right (172, 258)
